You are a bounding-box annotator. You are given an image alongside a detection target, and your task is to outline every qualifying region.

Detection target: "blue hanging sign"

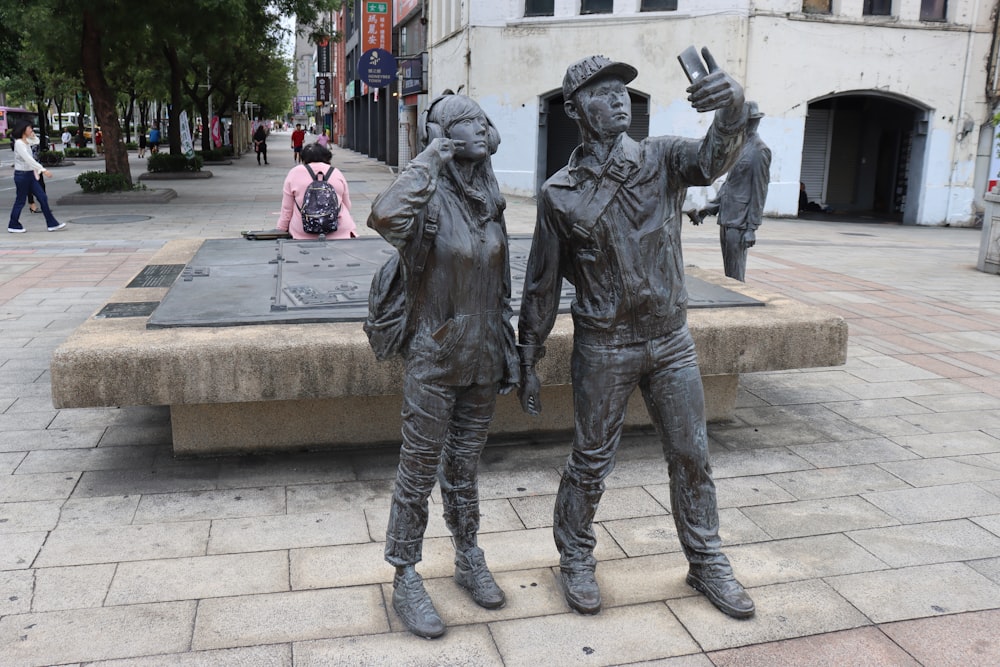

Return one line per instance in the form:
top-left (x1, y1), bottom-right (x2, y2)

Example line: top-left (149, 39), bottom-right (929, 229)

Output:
top-left (358, 48), bottom-right (397, 89)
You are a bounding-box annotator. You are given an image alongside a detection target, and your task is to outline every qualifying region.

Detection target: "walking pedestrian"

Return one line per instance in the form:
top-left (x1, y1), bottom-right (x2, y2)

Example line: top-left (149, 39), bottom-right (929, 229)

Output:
top-left (7, 121), bottom-right (66, 234)
top-left (253, 124), bottom-right (269, 165)
top-left (291, 124), bottom-right (306, 163)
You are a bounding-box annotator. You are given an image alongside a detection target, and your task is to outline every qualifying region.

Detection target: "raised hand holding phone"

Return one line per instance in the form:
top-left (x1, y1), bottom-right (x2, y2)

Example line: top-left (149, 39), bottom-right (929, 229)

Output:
top-left (679, 46), bottom-right (744, 115)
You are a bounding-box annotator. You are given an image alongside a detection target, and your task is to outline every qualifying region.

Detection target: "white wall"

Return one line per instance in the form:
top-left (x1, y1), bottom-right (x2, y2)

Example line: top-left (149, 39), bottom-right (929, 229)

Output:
top-left (427, 0), bottom-right (994, 224)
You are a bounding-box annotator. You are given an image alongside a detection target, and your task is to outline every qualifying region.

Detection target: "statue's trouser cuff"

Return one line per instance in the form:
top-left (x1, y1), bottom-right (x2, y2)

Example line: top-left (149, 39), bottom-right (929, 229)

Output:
top-left (385, 373), bottom-right (496, 568)
top-left (559, 325), bottom-right (729, 570)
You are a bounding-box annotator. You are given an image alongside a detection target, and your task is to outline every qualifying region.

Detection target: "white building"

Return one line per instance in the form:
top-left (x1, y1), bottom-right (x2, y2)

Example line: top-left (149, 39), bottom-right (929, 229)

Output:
top-left (424, 0), bottom-right (996, 226)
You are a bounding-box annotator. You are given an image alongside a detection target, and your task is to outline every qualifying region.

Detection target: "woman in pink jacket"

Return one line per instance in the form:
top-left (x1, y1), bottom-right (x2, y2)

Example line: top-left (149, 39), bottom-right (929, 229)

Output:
top-left (276, 143), bottom-right (357, 239)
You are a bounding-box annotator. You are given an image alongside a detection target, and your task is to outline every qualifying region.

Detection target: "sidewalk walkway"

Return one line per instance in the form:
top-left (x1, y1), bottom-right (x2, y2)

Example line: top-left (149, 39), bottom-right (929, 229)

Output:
top-left (1, 141), bottom-right (999, 666)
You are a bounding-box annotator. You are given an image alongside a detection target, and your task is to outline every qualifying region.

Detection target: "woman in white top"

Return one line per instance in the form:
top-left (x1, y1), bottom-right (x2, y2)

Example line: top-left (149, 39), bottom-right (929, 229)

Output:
top-left (8, 122), bottom-right (64, 233)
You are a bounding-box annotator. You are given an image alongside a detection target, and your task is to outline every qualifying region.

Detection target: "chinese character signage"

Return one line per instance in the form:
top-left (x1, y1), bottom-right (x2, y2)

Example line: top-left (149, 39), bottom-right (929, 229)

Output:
top-left (316, 76), bottom-right (331, 102)
top-left (316, 39), bottom-right (330, 74)
top-left (363, 1), bottom-right (392, 51)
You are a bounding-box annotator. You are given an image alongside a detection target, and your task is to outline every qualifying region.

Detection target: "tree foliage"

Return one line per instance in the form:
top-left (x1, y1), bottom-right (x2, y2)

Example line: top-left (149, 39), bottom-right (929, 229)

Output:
top-left (0, 0), bottom-right (341, 183)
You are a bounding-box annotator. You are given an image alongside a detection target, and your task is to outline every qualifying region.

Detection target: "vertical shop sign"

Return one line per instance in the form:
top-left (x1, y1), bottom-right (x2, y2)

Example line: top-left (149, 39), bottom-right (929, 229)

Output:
top-left (316, 38), bottom-right (331, 74)
top-left (363, 2), bottom-right (392, 51)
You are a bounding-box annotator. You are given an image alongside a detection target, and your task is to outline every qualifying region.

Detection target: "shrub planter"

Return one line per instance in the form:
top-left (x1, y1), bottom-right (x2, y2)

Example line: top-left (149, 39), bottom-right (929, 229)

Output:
top-left (138, 171), bottom-right (213, 180)
top-left (57, 189), bottom-right (177, 205)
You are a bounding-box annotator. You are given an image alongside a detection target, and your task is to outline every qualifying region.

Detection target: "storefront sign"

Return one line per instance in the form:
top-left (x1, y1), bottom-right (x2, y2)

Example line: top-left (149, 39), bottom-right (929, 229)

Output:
top-left (359, 48), bottom-right (397, 88)
top-left (395, 0), bottom-right (419, 23)
top-left (399, 55), bottom-right (425, 96)
top-left (316, 40), bottom-right (330, 74)
top-left (316, 76), bottom-right (331, 102)
top-left (363, 1), bottom-right (392, 51)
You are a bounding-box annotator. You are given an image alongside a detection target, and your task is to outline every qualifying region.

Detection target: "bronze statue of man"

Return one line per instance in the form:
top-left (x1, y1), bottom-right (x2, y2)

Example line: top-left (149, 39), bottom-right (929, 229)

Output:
top-left (518, 53), bottom-right (755, 619)
top-left (690, 101), bottom-right (771, 281)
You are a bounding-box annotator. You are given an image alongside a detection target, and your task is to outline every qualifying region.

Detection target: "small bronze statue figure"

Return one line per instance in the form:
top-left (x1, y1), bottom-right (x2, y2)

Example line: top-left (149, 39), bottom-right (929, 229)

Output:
top-left (518, 52), bottom-right (755, 619)
top-left (367, 93), bottom-right (519, 639)
top-left (689, 101), bottom-right (771, 281)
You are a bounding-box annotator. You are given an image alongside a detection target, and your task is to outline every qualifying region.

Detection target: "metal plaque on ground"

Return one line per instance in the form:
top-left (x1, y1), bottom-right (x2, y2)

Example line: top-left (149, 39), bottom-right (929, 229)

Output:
top-left (96, 302), bottom-right (160, 319)
top-left (146, 237), bottom-right (761, 329)
top-left (127, 264), bottom-right (185, 288)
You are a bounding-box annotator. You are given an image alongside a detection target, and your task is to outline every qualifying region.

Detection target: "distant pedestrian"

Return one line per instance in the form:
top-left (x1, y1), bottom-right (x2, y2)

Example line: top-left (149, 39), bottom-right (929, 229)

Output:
top-left (75, 128), bottom-right (87, 149)
top-left (7, 121), bottom-right (66, 233)
top-left (60, 129), bottom-right (72, 152)
top-left (316, 129), bottom-right (330, 147)
top-left (95, 129), bottom-right (103, 154)
top-left (138, 130), bottom-right (147, 158)
top-left (253, 124), bottom-right (269, 165)
top-left (149, 123), bottom-right (161, 154)
top-left (291, 124), bottom-right (306, 163)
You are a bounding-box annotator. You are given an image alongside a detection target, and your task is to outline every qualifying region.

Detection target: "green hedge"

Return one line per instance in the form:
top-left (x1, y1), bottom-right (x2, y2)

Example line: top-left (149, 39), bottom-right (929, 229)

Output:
top-left (147, 153), bottom-right (203, 172)
top-left (197, 148), bottom-right (230, 161)
top-left (65, 147), bottom-right (95, 158)
top-left (76, 171), bottom-right (132, 193)
top-left (38, 150), bottom-right (64, 167)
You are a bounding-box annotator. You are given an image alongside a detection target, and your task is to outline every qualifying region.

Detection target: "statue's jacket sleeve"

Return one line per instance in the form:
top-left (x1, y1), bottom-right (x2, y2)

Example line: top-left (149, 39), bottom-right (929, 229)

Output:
top-left (519, 106), bottom-right (748, 351)
top-left (369, 147), bottom-right (519, 389)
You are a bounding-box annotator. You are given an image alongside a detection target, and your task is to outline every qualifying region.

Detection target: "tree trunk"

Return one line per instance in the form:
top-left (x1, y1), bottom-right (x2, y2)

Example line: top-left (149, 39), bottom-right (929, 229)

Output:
top-left (163, 44), bottom-right (183, 155)
top-left (81, 10), bottom-right (131, 184)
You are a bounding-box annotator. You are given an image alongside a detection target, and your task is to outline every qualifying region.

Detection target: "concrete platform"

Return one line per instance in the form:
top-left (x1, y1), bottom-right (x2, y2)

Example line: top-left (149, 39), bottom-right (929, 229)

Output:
top-left (50, 239), bottom-right (847, 456)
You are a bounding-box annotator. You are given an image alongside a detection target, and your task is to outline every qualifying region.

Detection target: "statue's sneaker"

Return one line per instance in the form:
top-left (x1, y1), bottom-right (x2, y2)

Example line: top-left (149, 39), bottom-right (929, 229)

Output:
top-left (560, 568), bottom-right (601, 615)
top-left (454, 546), bottom-right (506, 609)
top-left (686, 563), bottom-right (755, 619)
top-left (392, 567), bottom-right (445, 639)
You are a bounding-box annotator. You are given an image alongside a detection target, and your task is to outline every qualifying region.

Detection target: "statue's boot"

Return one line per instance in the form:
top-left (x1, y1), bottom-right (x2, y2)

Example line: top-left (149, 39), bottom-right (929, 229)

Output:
top-left (686, 562), bottom-right (755, 619)
top-left (553, 474), bottom-right (604, 614)
top-left (442, 488), bottom-right (506, 610)
top-left (560, 568), bottom-right (601, 615)
top-left (454, 546), bottom-right (506, 609)
top-left (392, 566), bottom-right (446, 639)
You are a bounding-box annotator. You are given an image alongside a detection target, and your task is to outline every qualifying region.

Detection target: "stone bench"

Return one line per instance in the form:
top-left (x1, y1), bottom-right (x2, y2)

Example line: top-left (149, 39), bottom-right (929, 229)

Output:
top-left (50, 239), bottom-right (848, 456)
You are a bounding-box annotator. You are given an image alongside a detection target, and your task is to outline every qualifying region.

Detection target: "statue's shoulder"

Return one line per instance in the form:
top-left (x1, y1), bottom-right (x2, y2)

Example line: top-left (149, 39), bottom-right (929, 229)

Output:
top-left (541, 166), bottom-right (574, 199)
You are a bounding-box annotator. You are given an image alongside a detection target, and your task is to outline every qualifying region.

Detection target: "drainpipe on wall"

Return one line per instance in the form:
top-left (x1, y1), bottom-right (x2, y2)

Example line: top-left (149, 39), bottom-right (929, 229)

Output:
top-left (945, 0), bottom-right (982, 225)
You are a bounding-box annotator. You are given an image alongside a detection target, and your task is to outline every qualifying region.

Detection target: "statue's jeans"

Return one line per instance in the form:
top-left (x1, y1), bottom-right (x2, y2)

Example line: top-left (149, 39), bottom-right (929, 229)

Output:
top-left (385, 375), bottom-right (496, 567)
top-left (555, 325), bottom-right (729, 571)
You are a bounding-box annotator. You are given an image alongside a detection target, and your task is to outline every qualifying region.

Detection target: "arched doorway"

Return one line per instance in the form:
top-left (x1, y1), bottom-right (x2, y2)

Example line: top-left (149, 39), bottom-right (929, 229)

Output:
top-left (537, 88), bottom-right (650, 193)
top-left (800, 92), bottom-right (929, 224)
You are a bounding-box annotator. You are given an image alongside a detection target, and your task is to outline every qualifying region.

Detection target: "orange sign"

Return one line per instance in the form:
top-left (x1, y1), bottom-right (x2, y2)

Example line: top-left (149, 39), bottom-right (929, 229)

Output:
top-left (362, 1), bottom-right (392, 51)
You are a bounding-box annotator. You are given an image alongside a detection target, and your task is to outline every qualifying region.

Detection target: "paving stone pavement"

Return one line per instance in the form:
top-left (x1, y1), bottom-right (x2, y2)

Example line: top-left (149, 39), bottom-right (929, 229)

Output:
top-left (2, 135), bottom-right (1000, 665)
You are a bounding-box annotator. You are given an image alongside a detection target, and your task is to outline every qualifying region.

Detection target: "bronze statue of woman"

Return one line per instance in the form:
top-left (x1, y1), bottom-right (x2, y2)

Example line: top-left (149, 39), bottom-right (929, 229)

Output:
top-left (367, 93), bottom-right (519, 639)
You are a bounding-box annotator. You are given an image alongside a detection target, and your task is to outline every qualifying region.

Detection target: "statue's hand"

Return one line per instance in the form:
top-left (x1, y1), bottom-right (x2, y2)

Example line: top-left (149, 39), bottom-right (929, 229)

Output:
top-left (518, 367), bottom-right (542, 416)
top-left (742, 228), bottom-right (756, 248)
top-left (686, 48), bottom-right (745, 114)
top-left (426, 137), bottom-right (466, 165)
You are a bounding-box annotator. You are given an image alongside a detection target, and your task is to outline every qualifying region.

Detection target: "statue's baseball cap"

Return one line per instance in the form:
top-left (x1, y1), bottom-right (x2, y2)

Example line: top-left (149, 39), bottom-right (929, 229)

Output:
top-left (562, 55), bottom-right (638, 100)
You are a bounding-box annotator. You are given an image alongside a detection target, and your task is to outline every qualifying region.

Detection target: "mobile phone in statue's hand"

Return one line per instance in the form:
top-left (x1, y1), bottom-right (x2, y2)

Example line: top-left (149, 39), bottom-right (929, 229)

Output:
top-left (677, 45), bottom-right (709, 84)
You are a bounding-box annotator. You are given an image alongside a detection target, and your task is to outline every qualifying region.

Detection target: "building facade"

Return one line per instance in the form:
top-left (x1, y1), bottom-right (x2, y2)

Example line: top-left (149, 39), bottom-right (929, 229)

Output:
top-left (418, 0), bottom-right (996, 226)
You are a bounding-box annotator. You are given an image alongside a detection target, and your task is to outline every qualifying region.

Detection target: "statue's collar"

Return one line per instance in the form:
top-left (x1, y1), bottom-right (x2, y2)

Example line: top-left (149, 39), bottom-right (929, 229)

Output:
top-left (567, 133), bottom-right (639, 186)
